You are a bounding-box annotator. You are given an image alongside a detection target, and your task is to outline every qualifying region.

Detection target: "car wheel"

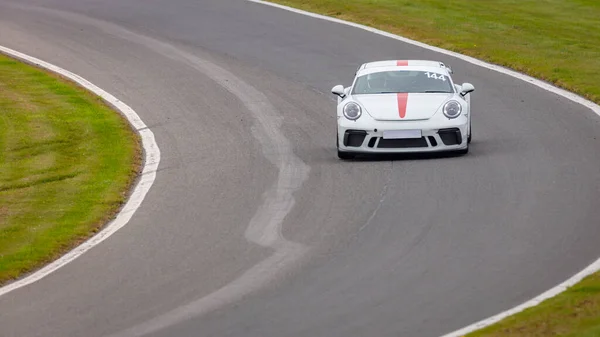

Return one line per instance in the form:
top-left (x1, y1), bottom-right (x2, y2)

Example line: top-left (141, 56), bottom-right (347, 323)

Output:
top-left (468, 119), bottom-right (472, 144)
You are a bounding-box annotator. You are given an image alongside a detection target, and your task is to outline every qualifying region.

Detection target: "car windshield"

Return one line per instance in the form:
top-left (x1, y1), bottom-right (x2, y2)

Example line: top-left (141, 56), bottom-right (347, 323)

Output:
top-left (351, 70), bottom-right (454, 94)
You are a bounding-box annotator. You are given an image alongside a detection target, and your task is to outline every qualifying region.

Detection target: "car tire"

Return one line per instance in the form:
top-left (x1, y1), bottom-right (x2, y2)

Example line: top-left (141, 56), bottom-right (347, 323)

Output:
top-left (467, 119), bottom-right (472, 144)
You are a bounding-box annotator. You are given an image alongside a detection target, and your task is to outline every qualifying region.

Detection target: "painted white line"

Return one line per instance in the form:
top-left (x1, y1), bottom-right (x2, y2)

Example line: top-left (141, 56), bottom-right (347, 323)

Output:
top-left (247, 1), bottom-right (600, 336)
top-left (0, 45), bottom-right (161, 298)
top-left (441, 258), bottom-right (600, 337)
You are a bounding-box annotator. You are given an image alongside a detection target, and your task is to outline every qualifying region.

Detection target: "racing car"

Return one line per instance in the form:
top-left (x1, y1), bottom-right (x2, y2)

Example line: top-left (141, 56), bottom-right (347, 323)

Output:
top-left (332, 60), bottom-right (475, 159)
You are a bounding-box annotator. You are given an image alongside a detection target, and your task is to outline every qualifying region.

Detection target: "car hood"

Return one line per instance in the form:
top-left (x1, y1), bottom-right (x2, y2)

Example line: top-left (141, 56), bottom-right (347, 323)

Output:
top-left (353, 93), bottom-right (453, 121)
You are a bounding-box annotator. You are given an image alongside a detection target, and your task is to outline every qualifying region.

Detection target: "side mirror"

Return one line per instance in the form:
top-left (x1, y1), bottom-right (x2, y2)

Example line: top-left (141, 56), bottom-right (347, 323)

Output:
top-left (460, 83), bottom-right (475, 96)
top-left (331, 85), bottom-right (346, 99)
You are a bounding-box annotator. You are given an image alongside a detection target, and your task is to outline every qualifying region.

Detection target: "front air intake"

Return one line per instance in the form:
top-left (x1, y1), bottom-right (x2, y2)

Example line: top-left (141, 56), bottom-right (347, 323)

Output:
top-left (377, 137), bottom-right (428, 148)
top-left (344, 130), bottom-right (367, 147)
top-left (438, 128), bottom-right (462, 146)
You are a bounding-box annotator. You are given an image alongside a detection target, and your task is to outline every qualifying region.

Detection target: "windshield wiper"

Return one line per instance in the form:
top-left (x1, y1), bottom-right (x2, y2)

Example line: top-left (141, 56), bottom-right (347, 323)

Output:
top-left (424, 90), bottom-right (450, 93)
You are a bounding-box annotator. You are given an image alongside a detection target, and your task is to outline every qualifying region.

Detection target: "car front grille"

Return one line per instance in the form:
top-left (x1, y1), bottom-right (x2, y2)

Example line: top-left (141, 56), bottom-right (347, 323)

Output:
top-left (344, 128), bottom-right (462, 150)
top-left (377, 137), bottom-right (429, 148)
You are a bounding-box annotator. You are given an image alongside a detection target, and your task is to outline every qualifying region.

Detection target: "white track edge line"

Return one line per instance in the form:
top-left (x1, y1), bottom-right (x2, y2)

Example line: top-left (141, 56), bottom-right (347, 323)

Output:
top-left (247, 1), bottom-right (600, 336)
top-left (0, 45), bottom-right (161, 297)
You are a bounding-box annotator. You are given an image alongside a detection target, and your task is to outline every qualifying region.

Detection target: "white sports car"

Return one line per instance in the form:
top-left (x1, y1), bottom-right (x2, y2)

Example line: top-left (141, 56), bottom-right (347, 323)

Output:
top-left (332, 60), bottom-right (475, 159)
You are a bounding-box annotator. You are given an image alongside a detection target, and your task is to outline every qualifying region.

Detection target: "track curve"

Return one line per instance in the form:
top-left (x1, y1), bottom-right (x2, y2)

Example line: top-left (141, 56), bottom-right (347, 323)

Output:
top-left (1, 1), bottom-right (600, 337)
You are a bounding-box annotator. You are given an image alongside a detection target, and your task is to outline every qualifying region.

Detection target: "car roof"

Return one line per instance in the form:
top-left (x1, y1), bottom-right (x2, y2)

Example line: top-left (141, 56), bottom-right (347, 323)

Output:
top-left (356, 60), bottom-right (453, 76)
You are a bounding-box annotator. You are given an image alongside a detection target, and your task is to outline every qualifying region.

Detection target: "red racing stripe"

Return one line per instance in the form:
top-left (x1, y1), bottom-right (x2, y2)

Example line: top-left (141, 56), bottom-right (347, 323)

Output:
top-left (396, 60), bottom-right (409, 66)
top-left (397, 93), bottom-right (408, 118)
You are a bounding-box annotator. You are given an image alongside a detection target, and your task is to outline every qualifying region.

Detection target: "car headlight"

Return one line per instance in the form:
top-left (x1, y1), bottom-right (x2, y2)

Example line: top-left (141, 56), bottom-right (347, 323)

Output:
top-left (343, 102), bottom-right (362, 120)
top-left (442, 100), bottom-right (462, 119)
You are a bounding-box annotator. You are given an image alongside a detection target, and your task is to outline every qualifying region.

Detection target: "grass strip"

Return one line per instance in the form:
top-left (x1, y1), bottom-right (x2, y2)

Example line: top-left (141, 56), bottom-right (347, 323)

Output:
top-left (0, 53), bottom-right (141, 285)
top-left (265, 0), bottom-right (600, 335)
top-left (468, 273), bottom-right (600, 337)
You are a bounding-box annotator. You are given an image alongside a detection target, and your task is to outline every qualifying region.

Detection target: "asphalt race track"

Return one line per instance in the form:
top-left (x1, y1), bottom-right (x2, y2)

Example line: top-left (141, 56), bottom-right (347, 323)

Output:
top-left (1, 1), bottom-right (600, 336)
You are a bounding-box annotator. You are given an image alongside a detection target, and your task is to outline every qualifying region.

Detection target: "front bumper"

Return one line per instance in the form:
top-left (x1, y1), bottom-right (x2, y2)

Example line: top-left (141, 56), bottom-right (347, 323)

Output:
top-left (337, 113), bottom-right (468, 154)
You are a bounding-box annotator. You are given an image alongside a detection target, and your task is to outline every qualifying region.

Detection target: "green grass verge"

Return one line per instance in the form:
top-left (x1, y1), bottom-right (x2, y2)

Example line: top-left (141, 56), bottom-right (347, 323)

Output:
top-left (0, 53), bottom-right (141, 285)
top-left (468, 273), bottom-right (600, 337)
top-left (266, 0), bottom-right (600, 335)
top-left (268, 0), bottom-right (600, 105)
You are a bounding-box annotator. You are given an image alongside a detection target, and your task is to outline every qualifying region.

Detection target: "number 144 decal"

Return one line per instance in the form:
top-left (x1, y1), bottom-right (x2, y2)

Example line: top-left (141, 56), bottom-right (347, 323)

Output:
top-left (425, 72), bottom-right (446, 81)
